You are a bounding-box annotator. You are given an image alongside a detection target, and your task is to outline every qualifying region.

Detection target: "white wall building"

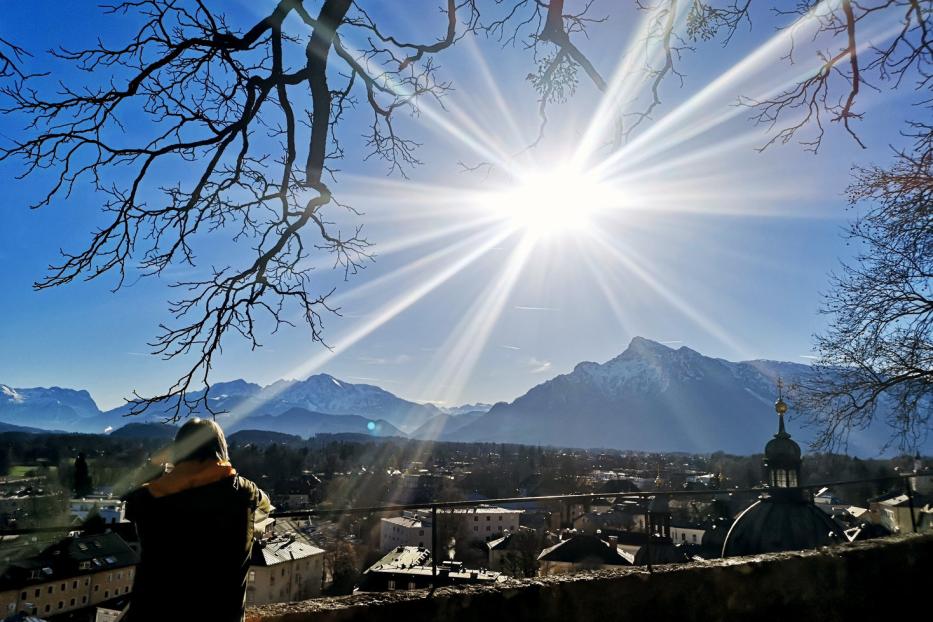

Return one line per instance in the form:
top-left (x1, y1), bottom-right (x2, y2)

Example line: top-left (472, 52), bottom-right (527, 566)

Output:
top-left (669, 524), bottom-right (705, 545)
top-left (69, 499), bottom-right (126, 525)
top-left (246, 536), bottom-right (324, 606)
top-left (380, 506), bottom-right (522, 553)
top-left (380, 514), bottom-right (430, 552)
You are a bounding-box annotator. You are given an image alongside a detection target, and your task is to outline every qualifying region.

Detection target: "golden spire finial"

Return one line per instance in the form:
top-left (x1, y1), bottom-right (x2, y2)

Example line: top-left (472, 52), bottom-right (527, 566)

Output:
top-left (774, 377), bottom-right (788, 435)
top-left (775, 378), bottom-right (788, 414)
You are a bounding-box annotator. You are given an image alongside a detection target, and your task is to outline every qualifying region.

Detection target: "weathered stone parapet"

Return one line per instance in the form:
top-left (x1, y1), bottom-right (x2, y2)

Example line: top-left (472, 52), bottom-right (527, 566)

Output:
top-left (247, 533), bottom-right (932, 622)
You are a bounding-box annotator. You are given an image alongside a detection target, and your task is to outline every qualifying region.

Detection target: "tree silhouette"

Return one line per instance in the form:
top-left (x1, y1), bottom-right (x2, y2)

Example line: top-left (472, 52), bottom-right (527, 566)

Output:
top-left (798, 122), bottom-right (932, 451)
top-left (74, 452), bottom-right (93, 497)
top-left (0, 0), bottom-right (605, 420)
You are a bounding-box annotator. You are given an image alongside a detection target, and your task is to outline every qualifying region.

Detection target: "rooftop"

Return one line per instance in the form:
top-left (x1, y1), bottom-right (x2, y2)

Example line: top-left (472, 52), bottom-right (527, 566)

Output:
top-left (0, 532), bottom-right (138, 590)
top-left (382, 515), bottom-right (424, 529)
top-left (252, 536), bottom-right (324, 567)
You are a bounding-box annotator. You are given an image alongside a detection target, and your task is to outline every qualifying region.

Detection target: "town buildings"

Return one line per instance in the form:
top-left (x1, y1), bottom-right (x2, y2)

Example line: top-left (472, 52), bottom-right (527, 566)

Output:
top-left (69, 498), bottom-right (127, 525)
top-left (379, 505), bottom-right (521, 552)
top-left (0, 532), bottom-right (137, 619)
top-left (357, 546), bottom-right (505, 592)
top-left (246, 535), bottom-right (325, 606)
top-left (536, 534), bottom-right (632, 575)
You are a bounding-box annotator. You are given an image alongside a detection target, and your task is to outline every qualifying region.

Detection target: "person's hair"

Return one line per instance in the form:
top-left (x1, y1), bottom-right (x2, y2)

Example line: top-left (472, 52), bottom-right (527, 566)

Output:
top-left (173, 418), bottom-right (229, 464)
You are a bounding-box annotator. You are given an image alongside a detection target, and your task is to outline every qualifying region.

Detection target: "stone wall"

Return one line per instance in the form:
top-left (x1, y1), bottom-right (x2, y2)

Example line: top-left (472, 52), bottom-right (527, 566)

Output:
top-left (247, 533), bottom-right (932, 622)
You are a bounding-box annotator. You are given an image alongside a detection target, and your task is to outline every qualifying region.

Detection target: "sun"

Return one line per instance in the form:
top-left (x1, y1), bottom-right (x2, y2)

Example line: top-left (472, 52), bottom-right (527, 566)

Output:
top-left (480, 164), bottom-right (617, 240)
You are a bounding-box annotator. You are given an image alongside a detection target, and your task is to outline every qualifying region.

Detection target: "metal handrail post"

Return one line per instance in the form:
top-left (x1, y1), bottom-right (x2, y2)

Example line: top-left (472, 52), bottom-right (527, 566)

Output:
top-left (432, 504), bottom-right (438, 578)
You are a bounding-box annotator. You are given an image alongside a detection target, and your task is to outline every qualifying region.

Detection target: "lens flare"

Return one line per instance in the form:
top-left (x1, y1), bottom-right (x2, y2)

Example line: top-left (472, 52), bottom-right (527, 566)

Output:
top-left (480, 165), bottom-right (619, 240)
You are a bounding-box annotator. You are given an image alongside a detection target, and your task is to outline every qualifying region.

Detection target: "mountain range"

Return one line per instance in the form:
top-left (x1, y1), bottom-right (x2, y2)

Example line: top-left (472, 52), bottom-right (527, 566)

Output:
top-left (0, 338), bottom-right (918, 454)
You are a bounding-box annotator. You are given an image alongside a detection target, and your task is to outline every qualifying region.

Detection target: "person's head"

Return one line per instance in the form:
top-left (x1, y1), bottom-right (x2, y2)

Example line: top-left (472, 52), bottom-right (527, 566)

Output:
top-left (172, 418), bottom-right (229, 465)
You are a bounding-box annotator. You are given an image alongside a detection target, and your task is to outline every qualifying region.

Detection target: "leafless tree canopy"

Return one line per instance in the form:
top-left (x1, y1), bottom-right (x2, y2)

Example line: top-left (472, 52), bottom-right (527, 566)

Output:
top-left (796, 122), bottom-right (932, 452)
top-left (0, 1), bottom-right (930, 442)
top-left (0, 0), bottom-right (612, 420)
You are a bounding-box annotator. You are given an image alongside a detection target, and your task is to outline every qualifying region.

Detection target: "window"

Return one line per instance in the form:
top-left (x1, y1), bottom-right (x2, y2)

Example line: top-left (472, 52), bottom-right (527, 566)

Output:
top-left (82, 596), bottom-right (87, 604)
top-left (486, 516), bottom-right (491, 521)
top-left (70, 598), bottom-right (75, 607)
top-left (73, 580), bottom-right (78, 589)
top-left (94, 586), bottom-right (99, 592)
top-left (387, 580), bottom-right (395, 591)
top-left (60, 583), bottom-right (65, 591)
top-left (499, 517), bottom-right (502, 521)
top-left (58, 601), bottom-right (63, 610)
top-left (248, 571), bottom-right (255, 584)
top-left (34, 589), bottom-right (39, 598)
top-left (474, 517), bottom-right (478, 522)
top-left (44, 605), bottom-right (50, 614)
top-left (47, 587), bottom-right (52, 595)
top-left (104, 591), bottom-right (109, 599)
top-left (486, 526), bottom-right (491, 531)
top-left (473, 526), bottom-right (478, 532)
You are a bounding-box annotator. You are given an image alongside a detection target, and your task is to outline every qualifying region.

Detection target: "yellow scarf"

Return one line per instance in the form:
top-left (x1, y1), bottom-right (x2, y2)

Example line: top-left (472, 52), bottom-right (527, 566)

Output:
top-left (146, 460), bottom-right (237, 498)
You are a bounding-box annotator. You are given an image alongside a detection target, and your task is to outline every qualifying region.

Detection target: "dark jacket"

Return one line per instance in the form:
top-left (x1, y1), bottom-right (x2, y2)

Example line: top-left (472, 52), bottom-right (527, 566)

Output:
top-left (124, 470), bottom-right (270, 622)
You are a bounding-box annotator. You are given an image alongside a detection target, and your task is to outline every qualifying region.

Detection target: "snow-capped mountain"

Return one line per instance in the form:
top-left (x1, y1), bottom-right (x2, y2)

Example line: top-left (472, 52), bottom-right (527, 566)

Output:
top-left (4, 373), bottom-right (441, 435)
top-left (446, 337), bottom-right (900, 454)
top-left (190, 374), bottom-right (440, 433)
top-left (246, 374), bottom-right (441, 432)
top-left (0, 384), bottom-right (101, 431)
top-left (1, 338), bottom-right (916, 454)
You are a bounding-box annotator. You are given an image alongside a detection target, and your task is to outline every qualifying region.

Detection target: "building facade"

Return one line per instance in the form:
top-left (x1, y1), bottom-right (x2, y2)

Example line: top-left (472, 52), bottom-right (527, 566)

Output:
top-left (380, 506), bottom-right (522, 552)
top-left (0, 533), bottom-right (137, 619)
top-left (245, 535), bottom-right (325, 606)
top-left (69, 498), bottom-right (127, 525)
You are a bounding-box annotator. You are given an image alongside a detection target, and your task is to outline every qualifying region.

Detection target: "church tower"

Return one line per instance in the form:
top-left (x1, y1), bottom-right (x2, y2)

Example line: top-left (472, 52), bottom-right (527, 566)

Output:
top-left (720, 383), bottom-right (845, 557)
top-left (762, 383), bottom-right (801, 489)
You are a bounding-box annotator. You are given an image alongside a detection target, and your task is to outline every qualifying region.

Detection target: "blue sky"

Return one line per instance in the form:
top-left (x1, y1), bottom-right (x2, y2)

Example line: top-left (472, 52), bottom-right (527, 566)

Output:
top-left (0, 1), bottom-right (919, 410)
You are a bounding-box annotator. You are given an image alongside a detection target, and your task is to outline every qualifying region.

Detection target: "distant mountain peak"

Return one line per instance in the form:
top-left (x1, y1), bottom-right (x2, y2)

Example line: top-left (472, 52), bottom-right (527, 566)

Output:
top-left (1, 385), bottom-right (23, 402)
top-left (627, 336), bottom-right (672, 351)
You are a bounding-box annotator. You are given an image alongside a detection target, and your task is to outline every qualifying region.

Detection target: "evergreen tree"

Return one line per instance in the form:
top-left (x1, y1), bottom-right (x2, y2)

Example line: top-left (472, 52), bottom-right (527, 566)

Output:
top-left (74, 452), bottom-right (93, 497)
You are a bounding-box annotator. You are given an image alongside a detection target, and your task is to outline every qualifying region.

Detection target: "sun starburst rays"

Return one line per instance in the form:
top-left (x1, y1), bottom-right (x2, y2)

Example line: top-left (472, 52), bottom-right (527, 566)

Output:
top-left (211, 2), bottom-right (866, 429)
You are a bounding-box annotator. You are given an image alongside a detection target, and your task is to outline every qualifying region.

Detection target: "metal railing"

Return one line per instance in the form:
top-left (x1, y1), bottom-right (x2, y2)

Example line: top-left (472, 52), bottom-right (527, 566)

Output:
top-left (0, 473), bottom-right (926, 577)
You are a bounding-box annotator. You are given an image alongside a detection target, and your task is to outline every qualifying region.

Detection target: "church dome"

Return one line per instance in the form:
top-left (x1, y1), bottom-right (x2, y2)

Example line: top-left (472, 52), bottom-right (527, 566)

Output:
top-left (764, 433), bottom-right (801, 464)
top-left (721, 494), bottom-right (845, 557)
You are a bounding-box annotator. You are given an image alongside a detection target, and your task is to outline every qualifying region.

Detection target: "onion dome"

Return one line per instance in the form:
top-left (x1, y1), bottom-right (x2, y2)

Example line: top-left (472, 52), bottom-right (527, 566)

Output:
top-left (720, 384), bottom-right (846, 557)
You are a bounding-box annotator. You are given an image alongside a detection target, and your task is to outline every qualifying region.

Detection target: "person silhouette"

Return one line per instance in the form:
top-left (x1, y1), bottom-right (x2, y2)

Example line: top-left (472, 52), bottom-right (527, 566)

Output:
top-left (124, 418), bottom-right (271, 622)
